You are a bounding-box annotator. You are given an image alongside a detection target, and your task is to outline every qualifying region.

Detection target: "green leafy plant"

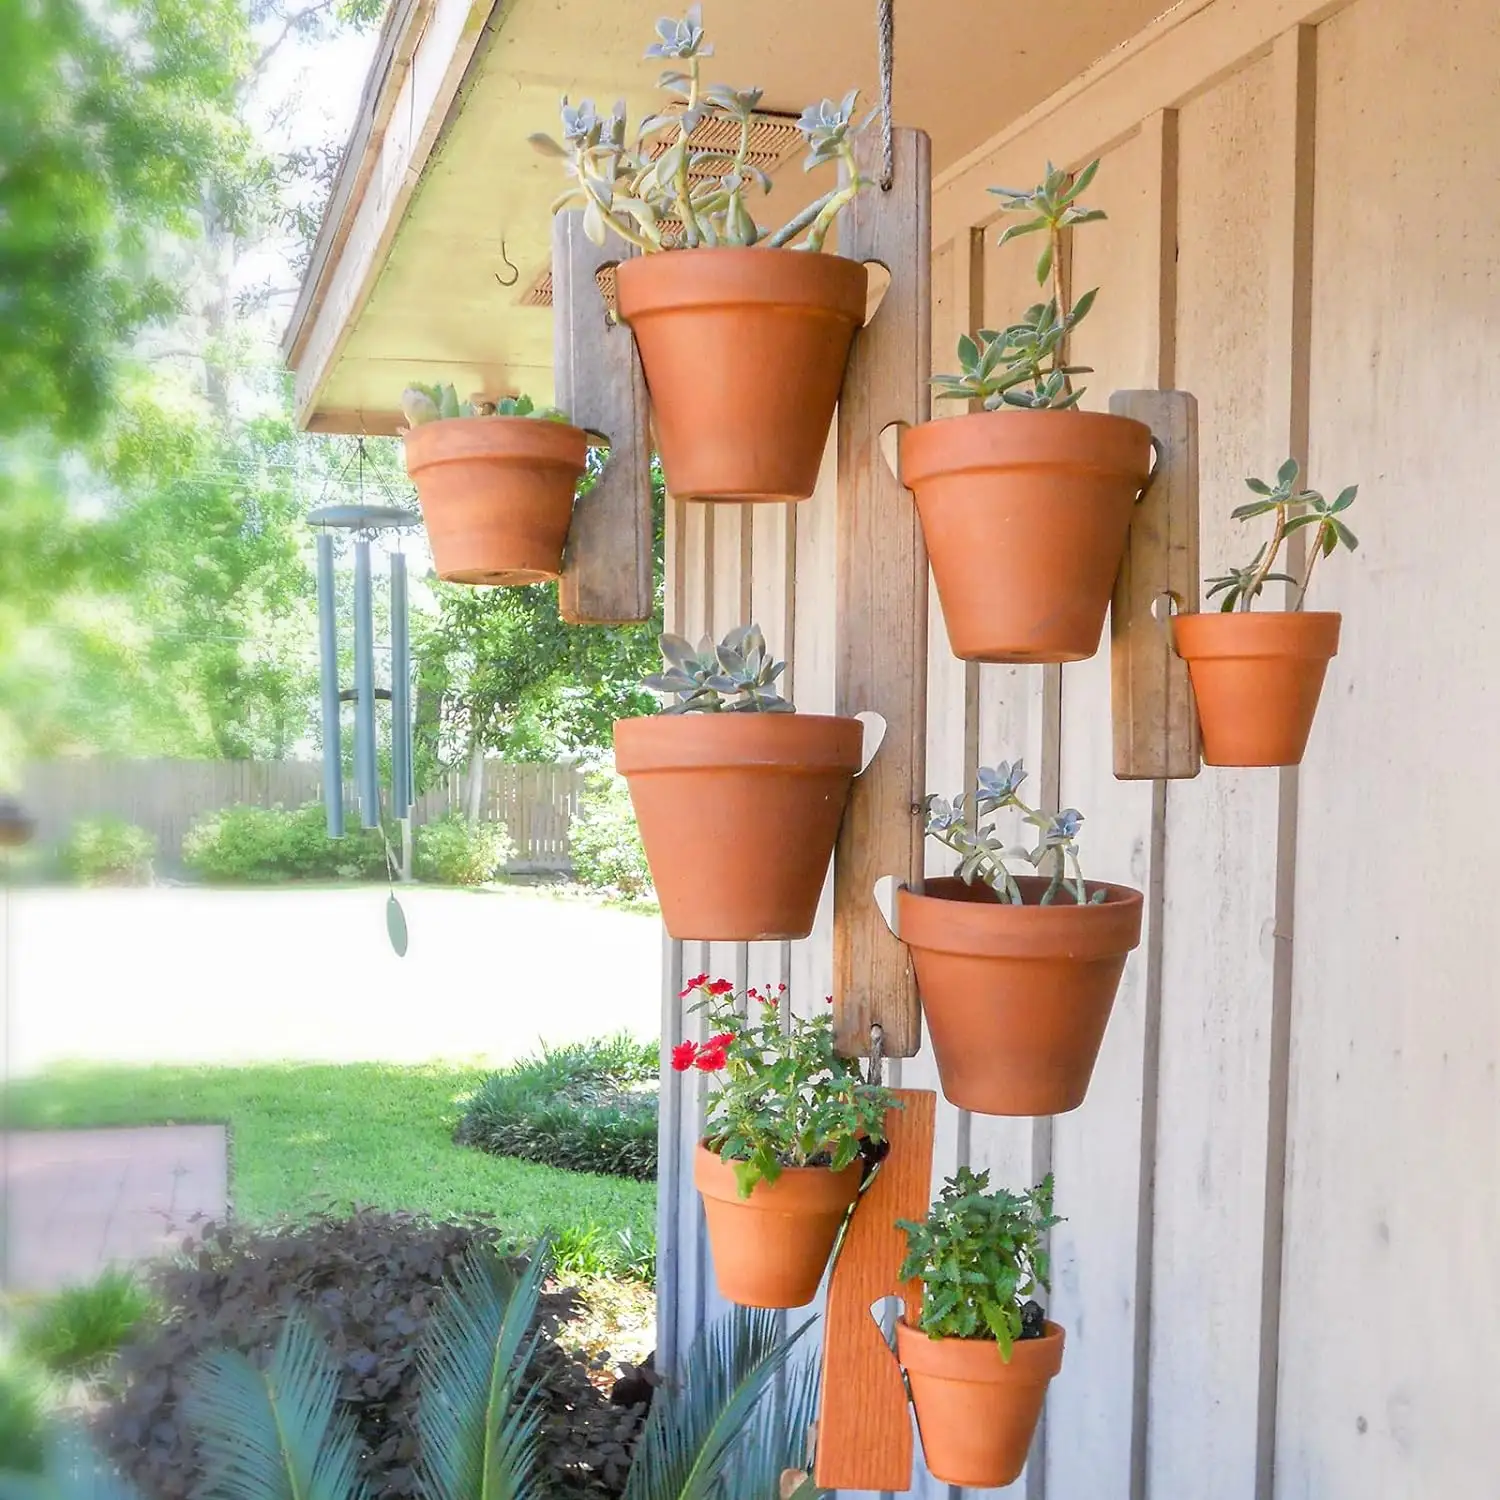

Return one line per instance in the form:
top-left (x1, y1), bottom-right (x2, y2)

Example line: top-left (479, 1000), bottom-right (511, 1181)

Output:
top-left (182, 803), bottom-right (385, 883)
top-left (675, 976), bottom-right (896, 1198)
top-left (569, 766), bottom-right (654, 900)
top-left (15, 1269), bottom-right (157, 1379)
top-left (58, 818), bottom-right (155, 886)
top-left (898, 1168), bottom-right (1062, 1357)
top-left (931, 160), bottom-right (1104, 411)
top-left (925, 759), bottom-right (1106, 906)
top-left (0, 1357), bottom-right (51, 1477)
top-left (413, 813), bottom-right (515, 886)
top-left (643, 624), bottom-right (790, 713)
top-left (530, 6), bottom-right (872, 252)
top-left (456, 1035), bottom-right (659, 1182)
top-left (399, 384), bottom-right (568, 427)
top-left (1206, 457), bottom-right (1359, 611)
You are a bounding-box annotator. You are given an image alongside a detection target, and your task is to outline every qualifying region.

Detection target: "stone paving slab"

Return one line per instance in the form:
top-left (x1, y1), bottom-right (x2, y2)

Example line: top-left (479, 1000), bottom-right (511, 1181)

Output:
top-left (1, 1125), bottom-right (228, 1293)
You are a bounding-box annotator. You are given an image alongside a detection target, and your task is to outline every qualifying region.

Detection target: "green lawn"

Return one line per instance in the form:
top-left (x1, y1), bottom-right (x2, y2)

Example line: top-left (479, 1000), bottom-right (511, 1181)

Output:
top-left (4, 1062), bottom-right (656, 1252)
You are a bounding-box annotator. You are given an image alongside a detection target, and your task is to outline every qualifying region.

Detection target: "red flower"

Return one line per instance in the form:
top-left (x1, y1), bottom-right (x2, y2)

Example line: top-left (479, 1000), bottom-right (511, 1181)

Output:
top-left (694, 1045), bottom-right (728, 1072)
top-left (679, 972), bottom-right (710, 998)
top-left (707, 978), bottom-right (735, 996)
top-left (707, 1031), bottom-right (736, 1050)
top-left (670, 1042), bottom-right (698, 1072)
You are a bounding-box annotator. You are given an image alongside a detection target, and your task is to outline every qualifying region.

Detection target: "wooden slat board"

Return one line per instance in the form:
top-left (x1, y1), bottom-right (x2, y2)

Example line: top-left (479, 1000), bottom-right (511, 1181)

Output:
top-left (832, 125), bottom-right (932, 1061)
top-left (1109, 389), bottom-right (1201, 781)
top-left (552, 212), bottom-right (654, 625)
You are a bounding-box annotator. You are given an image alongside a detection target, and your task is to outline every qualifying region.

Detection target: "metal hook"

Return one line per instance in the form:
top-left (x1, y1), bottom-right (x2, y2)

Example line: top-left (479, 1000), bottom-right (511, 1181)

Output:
top-left (494, 239), bottom-right (520, 288)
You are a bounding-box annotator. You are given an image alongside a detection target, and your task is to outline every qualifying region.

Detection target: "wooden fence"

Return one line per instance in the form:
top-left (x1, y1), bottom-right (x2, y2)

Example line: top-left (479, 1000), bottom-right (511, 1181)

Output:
top-left (19, 758), bottom-right (585, 874)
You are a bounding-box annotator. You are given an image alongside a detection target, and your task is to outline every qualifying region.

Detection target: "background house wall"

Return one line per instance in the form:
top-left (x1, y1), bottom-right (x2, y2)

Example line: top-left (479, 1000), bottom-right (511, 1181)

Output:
top-left (657, 0), bottom-right (1500, 1495)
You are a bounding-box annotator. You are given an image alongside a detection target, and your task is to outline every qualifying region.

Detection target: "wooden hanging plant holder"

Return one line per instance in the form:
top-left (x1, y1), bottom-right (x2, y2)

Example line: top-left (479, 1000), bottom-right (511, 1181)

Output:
top-left (532, 7), bottom-right (876, 505)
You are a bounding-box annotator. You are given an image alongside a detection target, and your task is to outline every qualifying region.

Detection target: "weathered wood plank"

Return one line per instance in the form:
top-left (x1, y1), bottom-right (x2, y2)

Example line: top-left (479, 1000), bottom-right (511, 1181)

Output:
top-left (832, 125), bottom-right (931, 1061)
top-left (553, 212), bottom-right (654, 624)
top-left (815, 1090), bottom-right (937, 1493)
top-left (1109, 388), bottom-right (1201, 781)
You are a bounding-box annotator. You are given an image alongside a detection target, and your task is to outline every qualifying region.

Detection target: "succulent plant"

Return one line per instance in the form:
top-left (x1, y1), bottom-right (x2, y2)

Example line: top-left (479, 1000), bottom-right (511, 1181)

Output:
top-left (925, 759), bottom-right (1105, 906)
top-left (529, 7), bottom-right (874, 253)
top-left (643, 623), bottom-right (792, 713)
top-left (1206, 457), bottom-right (1360, 611)
top-left (399, 383), bottom-right (568, 427)
top-left (930, 160), bottom-right (1105, 411)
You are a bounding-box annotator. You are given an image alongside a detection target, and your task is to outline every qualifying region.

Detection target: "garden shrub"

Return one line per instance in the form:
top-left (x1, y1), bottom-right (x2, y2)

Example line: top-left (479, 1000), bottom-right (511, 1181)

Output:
top-left (96, 1211), bottom-right (650, 1500)
top-left (17, 1267), bottom-right (156, 1377)
top-left (181, 802), bottom-right (385, 883)
top-left (569, 767), bottom-right (652, 899)
top-left (456, 1035), bottom-right (659, 1183)
top-left (0, 1357), bottom-right (49, 1474)
top-left (412, 812), bottom-right (514, 885)
top-left (59, 817), bottom-right (156, 885)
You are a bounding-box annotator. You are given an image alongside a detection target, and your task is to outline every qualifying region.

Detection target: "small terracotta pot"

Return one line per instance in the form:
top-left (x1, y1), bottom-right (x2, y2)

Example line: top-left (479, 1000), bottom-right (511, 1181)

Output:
top-left (1172, 611), bottom-right (1341, 766)
top-left (614, 248), bottom-right (868, 503)
top-left (900, 409), bottom-right (1154, 662)
top-left (694, 1144), bottom-right (860, 1308)
top-left (898, 1320), bottom-right (1065, 1488)
top-left (899, 876), bottom-right (1143, 1116)
top-left (404, 416), bottom-right (588, 585)
top-left (613, 712), bottom-right (863, 940)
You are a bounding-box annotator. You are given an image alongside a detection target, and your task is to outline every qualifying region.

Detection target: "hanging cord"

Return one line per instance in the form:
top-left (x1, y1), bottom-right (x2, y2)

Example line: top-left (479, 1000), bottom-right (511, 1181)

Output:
top-left (877, 0), bottom-right (894, 190)
top-left (866, 1022), bottom-right (885, 1087)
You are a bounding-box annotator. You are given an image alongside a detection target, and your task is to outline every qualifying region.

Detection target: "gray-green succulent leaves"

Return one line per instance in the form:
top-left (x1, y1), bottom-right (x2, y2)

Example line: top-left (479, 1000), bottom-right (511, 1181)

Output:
top-left (400, 384), bottom-right (568, 427)
top-left (1207, 457), bottom-right (1360, 612)
top-left (931, 160), bottom-right (1105, 411)
top-left (529, 7), bottom-right (874, 252)
top-left (644, 624), bottom-right (792, 713)
top-left (925, 759), bottom-right (1106, 906)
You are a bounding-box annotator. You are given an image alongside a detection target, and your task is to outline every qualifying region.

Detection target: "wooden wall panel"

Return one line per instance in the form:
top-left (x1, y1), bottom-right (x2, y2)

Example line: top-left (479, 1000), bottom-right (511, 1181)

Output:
top-left (1148, 54), bottom-right (1282, 1500)
top-left (1278, 2), bottom-right (1500, 1495)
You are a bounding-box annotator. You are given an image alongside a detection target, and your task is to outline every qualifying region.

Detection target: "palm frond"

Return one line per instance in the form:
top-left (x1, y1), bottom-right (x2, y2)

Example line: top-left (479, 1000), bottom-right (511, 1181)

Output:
top-left (414, 1243), bottom-right (551, 1500)
top-left (0, 1426), bottom-right (145, 1500)
top-left (182, 1309), bottom-right (367, 1500)
top-left (623, 1310), bottom-right (821, 1500)
top-left (721, 1325), bottom-right (824, 1500)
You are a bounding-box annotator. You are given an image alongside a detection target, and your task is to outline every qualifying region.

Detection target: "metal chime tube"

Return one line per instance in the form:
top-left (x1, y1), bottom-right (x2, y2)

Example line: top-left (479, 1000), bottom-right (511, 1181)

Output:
top-left (353, 537), bottom-right (380, 829)
top-left (315, 532), bottom-right (345, 837)
top-left (389, 551), bottom-right (412, 816)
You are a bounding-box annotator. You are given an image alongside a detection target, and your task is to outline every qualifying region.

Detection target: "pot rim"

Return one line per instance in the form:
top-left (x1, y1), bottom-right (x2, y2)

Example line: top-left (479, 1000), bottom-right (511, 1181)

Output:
top-left (896, 1318), bottom-right (1066, 1382)
top-left (615, 245), bottom-right (869, 321)
top-left (898, 875), bottom-right (1143, 959)
top-left (1172, 609), bottom-right (1341, 661)
top-left (900, 406), bottom-right (1153, 486)
top-left (613, 711), bottom-right (864, 774)
top-left (692, 1142), bottom-right (862, 1208)
top-left (403, 414), bottom-right (590, 473)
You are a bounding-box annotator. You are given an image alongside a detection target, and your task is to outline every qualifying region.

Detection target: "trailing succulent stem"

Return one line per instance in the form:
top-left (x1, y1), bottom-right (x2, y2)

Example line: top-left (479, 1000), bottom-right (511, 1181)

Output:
top-left (924, 760), bottom-right (1105, 906)
top-left (931, 160), bottom-right (1105, 411)
top-left (644, 623), bottom-right (791, 713)
top-left (530, 7), bottom-right (874, 251)
top-left (898, 1168), bottom-right (1062, 1356)
top-left (400, 384), bottom-right (567, 427)
top-left (1206, 457), bottom-right (1359, 612)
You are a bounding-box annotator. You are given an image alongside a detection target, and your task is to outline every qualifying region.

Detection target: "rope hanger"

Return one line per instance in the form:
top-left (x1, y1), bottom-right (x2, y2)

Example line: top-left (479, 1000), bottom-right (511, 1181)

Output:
top-left (877, 0), bottom-right (894, 190)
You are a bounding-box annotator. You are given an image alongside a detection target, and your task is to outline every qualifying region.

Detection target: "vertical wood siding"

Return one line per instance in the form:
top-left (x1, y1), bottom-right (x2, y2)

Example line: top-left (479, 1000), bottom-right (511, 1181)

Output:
top-left (657, 0), bottom-right (1498, 1495)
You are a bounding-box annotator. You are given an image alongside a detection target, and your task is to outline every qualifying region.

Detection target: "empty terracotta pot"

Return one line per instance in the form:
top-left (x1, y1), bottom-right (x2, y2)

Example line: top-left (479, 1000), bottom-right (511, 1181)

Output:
top-left (404, 416), bottom-right (588, 585)
top-left (899, 875), bottom-right (1143, 1116)
top-left (614, 248), bottom-right (868, 502)
top-left (694, 1144), bottom-right (861, 1309)
top-left (900, 409), bottom-right (1154, 662)
top-left (898, 1319), bottom-right (1065, 1488)
top-left (1172, 611), bottom-right (1341, 766)
top-left (614, 712), bottom-right (863, 940)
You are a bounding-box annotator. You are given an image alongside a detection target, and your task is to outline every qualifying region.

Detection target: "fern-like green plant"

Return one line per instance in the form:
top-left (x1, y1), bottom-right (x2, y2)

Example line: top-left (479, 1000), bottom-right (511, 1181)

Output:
top-left (183, 1310), bottom-right (369, 1500)
top-left (0, 1428), bottom-right (144, 1500)
top-left (623, 1309), bottom-right (823, 1500)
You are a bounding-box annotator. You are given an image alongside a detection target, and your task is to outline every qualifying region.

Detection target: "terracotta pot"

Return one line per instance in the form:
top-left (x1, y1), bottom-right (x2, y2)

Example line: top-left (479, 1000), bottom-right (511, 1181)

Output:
top-left (694, 1144), bottom-right (861, 1308)
top-left (898, 1320), bottom-right (1065, 1488)
top-left (900, 409), bottom-right (1154, 662)
top-left (613, 712), bottom-right (863, 940)
top-left (614, 248), bottom-right (868, 502)
top-left (898, 876), bottom-right (1143, 1116)
top-left (1172, 611), bottom-right (1341, 766)
top-left (403, 416), bottom-right (588, 585)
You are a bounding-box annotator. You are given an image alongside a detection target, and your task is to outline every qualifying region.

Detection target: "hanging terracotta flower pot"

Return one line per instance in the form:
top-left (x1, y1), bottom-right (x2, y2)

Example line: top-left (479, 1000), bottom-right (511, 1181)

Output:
top-left (898, 875), bottom-right (1143, 1115)
top-left (1173, 612), bottom-right (1341, 767)
top-left (615, 711), bottom-right (863, 939)
top-left (897, 1320), bottom-right (1065, 1487)
top-left (694, 1144), bottom-right (861, 1309)
top-left (403, 416), bottom-right (588, 585)
top-left (900, 409), bottom-right (1154, 663)
top-left (614, 248), bottom-right (868, 503)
